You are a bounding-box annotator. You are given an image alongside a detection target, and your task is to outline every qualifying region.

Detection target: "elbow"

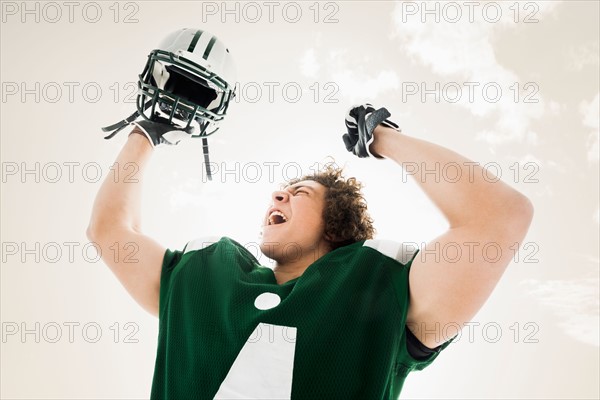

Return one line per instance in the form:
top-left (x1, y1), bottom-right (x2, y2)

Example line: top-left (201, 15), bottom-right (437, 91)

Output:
top-left (86, 220), bottom-right (111, 243)
top-left (86, 222), bottom-right (101, 242)
top-left (86, 225), bottom-right (94, 241)
top-left (514, 193), bottom-right (534, 223)
top-left (86, 219), bottom-right (138, 244)
top-left (522, 195), bottom-right (534, 221)
top-left (502, 193), bottom-right (534, 234)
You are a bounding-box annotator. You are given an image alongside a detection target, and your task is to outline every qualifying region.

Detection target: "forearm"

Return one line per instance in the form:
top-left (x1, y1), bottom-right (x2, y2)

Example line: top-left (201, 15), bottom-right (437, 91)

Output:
top-left (88, 131), bottom-right (153, 236)
top-left (370, 126), bottom-right (532, 229)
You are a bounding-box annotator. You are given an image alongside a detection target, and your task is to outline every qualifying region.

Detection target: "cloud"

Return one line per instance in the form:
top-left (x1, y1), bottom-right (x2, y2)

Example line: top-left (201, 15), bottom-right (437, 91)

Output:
top-left (299, 48), bottom-right (320, 78)
top-left (330, 68), bottom-right (400, 104)
top-left (574, 253), bottom-right (599, 265)
top-left (296, 45), bottom-right (401, 103)
top-left (566, 41), bottom-right (600, 71)
top-left (579, 93), bottom-right (599, 164)
top-left (390, 2), bottom-right (561, 146)
top-left (519, 153), bottom-right (542, 166)
top-left (548, 101), bottom-right (564, 116)
top-left (519, 276), bottom-right (599, 347)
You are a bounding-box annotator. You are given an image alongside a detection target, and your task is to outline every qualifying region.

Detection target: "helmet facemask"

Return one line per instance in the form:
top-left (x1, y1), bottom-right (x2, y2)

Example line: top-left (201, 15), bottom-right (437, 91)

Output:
top-left (137, 49), bottom-right (235, 137)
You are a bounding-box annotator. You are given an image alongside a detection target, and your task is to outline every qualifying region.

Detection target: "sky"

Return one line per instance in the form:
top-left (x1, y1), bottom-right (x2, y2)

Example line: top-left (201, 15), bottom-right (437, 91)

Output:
top-left (1, 1), bottom-right (599, 399)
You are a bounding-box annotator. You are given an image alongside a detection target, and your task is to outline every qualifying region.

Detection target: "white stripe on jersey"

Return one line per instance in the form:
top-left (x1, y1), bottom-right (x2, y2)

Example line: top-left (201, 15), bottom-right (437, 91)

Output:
top-left (214, 323), bottom-right (296, 399)
top-left (363, 239), bottom-right (418, 265)
top-left (184, 236), bottom-right (222, 254)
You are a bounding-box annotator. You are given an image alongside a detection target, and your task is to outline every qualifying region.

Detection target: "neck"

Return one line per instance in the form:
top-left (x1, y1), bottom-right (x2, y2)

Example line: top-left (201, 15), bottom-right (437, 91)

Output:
top-left (272, 242), bottom-right (331, 284)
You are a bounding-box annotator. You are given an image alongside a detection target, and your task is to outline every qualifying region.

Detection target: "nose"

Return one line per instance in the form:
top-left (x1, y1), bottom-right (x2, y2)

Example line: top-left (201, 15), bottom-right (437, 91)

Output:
top-left (272, 190), bottom-right (289, 203)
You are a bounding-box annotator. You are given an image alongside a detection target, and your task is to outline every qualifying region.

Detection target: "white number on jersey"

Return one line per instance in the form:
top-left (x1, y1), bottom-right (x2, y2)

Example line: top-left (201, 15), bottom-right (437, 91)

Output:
top-left (214, 323), bottom-right (297, 399)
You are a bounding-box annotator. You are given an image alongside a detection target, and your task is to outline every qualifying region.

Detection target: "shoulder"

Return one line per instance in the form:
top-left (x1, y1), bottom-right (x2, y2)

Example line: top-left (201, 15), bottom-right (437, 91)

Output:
top-left (183, 235), bottom-right (225, 254)
top-left (162, 236), bottom-right (224, 271)
top-left (182, 236), bottom-right (260, 267)
top-left (362, 239), bottom-right (419, 266)
top-left (183, 235), bottom-right (255, 253)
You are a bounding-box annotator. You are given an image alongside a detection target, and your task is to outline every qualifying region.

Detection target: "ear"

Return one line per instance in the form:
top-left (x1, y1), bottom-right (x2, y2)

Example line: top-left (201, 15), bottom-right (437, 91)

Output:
top-left (323, 231), bottom-right (347, 249)
top-left (323, 231), bottom-right (336, 242)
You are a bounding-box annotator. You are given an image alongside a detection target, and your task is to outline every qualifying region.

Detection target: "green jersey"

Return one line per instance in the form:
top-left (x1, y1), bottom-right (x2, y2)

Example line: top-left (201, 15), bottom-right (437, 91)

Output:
top-left (151, 237), bottom-right (454, 399)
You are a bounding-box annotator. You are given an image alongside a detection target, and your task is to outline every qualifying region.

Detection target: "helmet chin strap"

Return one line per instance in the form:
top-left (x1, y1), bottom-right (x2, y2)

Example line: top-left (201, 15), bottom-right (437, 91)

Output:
top-left (102, 100), bottom-right (215, 182)
top-left (202, 137), bottom-right (212, 181)
top-left (101, 99), bottom-right (153, 139)
top-left (199, 119), bottom-right (213, 181)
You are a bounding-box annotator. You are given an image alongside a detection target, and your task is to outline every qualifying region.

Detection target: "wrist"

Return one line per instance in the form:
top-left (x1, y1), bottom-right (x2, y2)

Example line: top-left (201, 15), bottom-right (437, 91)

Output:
top-left (370, 125), bottom-right (398, 158)
top-left (128, 128), bottom-right (154, 150)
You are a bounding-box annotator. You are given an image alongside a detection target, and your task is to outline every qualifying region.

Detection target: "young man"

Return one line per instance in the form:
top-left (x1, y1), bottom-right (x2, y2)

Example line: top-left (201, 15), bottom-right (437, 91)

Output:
top-left (87, 105), bottom-right (533, 399)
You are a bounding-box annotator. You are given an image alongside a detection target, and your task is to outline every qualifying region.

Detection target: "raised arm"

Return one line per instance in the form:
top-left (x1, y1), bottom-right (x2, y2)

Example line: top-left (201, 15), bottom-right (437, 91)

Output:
top-left (86, 130), bottom-right (166, 317)
top-left (370, 126), bottom-right (534, 348)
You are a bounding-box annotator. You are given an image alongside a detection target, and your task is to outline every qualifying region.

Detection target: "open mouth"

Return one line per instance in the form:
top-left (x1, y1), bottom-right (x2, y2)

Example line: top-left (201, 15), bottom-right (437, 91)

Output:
top-left (268, 210), bottom-right (289, 225)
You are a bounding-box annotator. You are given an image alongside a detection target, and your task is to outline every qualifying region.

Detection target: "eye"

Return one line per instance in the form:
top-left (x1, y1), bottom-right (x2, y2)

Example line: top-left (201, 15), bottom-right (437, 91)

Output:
top-left (295, 190), bottom-right (308, 196)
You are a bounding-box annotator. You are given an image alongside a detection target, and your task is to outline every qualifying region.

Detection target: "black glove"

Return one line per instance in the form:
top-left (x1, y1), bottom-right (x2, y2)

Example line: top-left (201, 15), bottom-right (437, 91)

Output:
top-left (342, 103), bottom-right (401, 158)
top-left (130, 116), bottom-right (196, 147)
top-left (102, 106), bottom-right (216, 181)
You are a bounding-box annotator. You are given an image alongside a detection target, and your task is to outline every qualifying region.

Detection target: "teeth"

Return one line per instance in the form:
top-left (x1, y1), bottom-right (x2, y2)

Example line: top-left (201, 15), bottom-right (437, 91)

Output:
top-left (268, 210), bottom-right (288, 225)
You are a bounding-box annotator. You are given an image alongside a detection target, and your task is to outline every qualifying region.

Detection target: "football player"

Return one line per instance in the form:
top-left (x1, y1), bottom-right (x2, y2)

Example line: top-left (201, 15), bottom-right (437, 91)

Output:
top-left (90, 29), bottom-right (534, 399)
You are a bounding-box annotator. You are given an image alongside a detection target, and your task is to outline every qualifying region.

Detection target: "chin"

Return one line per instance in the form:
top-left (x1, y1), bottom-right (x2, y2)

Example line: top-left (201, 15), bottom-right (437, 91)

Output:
top-left (259, 233), bottom-right (300, 260)
top-left (260, 224), bottom-right (288, 245)
top-left (259, 241), bottom-right (283, 262)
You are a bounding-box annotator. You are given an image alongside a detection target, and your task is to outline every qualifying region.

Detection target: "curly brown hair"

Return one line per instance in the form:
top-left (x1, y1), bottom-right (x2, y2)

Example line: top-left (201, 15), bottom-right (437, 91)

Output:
top-left (285, 163), bottom-right (375, 250)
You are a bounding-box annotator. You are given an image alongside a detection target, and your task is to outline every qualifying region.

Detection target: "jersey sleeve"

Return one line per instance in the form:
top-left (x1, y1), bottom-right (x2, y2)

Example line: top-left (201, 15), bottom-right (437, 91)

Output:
top-left (400, 323), bottom-right (456, 371)
top-left (158, 236), bottom-right (223, 318)
top-left (364, 239), bottom-right (456, 372)
top-left (158, 247), bottom-right (184, 317)
top-left (162, 248), bottom-right (184, 271)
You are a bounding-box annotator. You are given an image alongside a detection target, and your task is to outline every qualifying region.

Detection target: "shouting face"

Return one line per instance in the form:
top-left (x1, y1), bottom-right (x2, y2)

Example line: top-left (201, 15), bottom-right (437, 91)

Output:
top-left (259, 180), bottom-right (331, 264)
